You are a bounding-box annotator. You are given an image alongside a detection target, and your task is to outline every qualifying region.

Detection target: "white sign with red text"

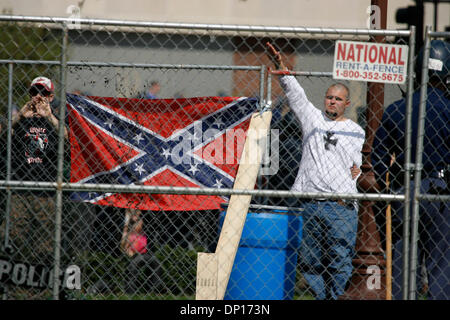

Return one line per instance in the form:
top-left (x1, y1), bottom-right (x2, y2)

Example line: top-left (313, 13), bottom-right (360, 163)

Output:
top-left (333, 40), bottom-right (408, 84)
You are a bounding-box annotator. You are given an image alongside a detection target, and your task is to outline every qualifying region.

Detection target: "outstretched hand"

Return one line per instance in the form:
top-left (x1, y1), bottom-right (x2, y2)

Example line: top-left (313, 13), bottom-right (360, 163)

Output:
top-left (266, 42), bottom-right (287, 71)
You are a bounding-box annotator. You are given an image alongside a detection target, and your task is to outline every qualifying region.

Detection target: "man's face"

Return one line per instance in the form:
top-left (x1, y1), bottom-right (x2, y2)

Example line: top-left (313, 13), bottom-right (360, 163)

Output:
top-left (29, 84), bottom-right (54, 104)
top-left (324, 86), bottom-right (350, 120)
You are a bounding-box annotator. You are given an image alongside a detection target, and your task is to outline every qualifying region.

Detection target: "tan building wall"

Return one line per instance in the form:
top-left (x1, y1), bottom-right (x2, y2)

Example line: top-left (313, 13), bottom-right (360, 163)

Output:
top-left (0, 0), bottom-right (449, 31)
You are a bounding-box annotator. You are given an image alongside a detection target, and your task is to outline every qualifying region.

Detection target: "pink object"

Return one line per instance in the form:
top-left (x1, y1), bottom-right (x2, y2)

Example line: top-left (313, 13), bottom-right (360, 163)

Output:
top-left (128, 233), bottom-right (148, 254)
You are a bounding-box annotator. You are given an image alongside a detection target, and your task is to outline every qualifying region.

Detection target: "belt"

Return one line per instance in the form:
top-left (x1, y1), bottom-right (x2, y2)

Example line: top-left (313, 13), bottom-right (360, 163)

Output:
top-left (337, 199), bottom-right (356, 210)
top-left (307, 199), bottom-right (356, 210)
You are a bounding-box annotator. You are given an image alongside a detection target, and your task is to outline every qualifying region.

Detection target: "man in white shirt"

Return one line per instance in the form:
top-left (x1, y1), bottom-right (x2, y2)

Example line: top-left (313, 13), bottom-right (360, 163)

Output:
top-left (266, 43), bottom-right (365, 299)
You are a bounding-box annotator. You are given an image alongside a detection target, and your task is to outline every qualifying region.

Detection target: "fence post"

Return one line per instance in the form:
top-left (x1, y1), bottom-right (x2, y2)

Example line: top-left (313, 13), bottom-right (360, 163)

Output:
top-left (3, 63), bottom-right (14, 252)
top-left (408, 25), bottom-right (432, 300)
top-left (1, 62), bottom-right (14, 300)
top-left (52, 23), bottom-right (69, 300)
top-left (400, 25), bottom-right (417, 300)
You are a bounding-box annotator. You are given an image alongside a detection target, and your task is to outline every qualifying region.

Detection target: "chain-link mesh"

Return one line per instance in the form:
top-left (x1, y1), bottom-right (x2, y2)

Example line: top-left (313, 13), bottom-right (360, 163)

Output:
top-left (0, 16), bottom-right (448, 300)
top-left (401, 30), bottom-right (449, 300)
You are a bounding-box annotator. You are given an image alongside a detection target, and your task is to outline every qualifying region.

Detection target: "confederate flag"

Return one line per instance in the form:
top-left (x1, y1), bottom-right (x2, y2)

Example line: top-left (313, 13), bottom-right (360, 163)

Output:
top-left (66, 94), bottom-right (259, 211)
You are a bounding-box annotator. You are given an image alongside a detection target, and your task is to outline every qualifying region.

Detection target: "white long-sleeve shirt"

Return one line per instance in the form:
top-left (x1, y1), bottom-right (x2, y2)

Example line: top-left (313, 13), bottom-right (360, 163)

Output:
top-left (279, 75), bottom-right (365, 194)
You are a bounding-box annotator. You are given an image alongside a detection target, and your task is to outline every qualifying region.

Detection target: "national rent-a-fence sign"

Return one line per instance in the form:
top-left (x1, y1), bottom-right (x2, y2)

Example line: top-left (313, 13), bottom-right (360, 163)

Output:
top-left (333, 40), bottom-right (409, 84)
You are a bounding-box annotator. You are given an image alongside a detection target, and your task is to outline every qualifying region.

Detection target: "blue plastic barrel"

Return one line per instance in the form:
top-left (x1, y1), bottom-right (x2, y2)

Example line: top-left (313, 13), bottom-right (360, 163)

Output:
top-left (218, 204), bottom-right (303, 300)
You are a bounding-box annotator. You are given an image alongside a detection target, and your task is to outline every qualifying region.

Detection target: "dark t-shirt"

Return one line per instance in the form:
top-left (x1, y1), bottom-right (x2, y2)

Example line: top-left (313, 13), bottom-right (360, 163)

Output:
top-left (11, 116), bottom-right (59, 182)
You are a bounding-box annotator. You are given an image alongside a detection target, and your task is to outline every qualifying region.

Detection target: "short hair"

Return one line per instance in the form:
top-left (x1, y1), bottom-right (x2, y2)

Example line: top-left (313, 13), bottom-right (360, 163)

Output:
top-left (328, 83), bottom-right (350, 101)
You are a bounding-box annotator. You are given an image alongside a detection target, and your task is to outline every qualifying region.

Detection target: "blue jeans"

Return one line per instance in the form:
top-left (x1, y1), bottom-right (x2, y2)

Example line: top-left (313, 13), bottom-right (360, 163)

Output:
top-left (299, 201), bottom-right (358, 300)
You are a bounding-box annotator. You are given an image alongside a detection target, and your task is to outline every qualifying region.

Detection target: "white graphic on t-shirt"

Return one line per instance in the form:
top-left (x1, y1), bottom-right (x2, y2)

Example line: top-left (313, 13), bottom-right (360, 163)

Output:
top-left (25, 127), bottom-right (48, 164)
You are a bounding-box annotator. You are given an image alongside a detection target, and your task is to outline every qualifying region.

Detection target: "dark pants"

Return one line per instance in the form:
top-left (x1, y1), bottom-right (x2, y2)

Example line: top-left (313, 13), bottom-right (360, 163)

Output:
top-left (0, 191), bottom-right (56, 299)
top-left (1, 192), bottom-right (55, 265)
top-left (124, 252), bottom-right (163, 294)
top-left (391, 178), bottom-right (449, 299)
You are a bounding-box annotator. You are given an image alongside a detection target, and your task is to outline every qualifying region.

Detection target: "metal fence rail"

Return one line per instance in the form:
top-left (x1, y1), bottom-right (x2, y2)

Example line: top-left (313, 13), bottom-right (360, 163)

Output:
top-left (0, 15), bottom-right (448, 300)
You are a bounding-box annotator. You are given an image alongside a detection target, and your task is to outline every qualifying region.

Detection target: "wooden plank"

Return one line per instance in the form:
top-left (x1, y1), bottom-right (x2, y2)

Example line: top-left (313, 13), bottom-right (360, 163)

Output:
top-left (215, 110), bottom-right (272, 300)
top-left (195, 110), bottom-right (272, 300)
top-left (196, 252), bottom-right (218, 300)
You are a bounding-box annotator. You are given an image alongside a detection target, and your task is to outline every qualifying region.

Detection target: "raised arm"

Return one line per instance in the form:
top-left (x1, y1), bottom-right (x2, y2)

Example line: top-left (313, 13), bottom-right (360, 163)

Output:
top-left (266, 42), bottom-right (288, 71)
top-left (265, 42), bottom-right (318, 127)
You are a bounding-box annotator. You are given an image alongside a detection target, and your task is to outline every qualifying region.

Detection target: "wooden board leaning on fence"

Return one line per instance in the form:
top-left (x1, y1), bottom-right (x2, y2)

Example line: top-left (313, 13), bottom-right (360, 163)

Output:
top-left (196, 109), bottom-right (272, 300)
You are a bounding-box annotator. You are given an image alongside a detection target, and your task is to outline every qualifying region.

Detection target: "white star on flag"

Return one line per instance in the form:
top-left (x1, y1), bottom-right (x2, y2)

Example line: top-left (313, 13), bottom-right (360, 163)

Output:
top-left (188, 164), bottom-right (200, 175)
top-left (104, 118), bottom-right (114, 129)
top-left (213, 179), bottom-right (224, 188)
top-left (162, 148), bottom-right (171, 159)
top-left (134, 163), bottom-right (146, 176)
top-left (214, 116), bottom-right (224, 128)
top-left (133, 133), bottom-right (144, 144)
top-left (238, 103), bottom-right (250, 114)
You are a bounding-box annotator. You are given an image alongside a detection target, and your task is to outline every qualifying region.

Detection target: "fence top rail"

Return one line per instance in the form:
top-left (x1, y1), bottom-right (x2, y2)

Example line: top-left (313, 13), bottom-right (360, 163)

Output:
top-left (269, 70), bottom-right (333, 77)
top-left (428, 30), bottom-right (450, 38)
top-left (0, 59), bottom-right (262, 71)
top-left (0, 15), bottom-right (411, 37)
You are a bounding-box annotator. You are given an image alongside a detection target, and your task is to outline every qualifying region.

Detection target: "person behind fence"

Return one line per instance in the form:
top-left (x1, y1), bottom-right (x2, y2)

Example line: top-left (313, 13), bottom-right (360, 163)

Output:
top-left (141, 80), bottom-right (161, 99)
top-left (266, 42), bottom-right (364, 300)
top-left (0, 76), bottom-right (68, 284)
top-left (120, 208), bottom-right (162, 294)
top-left (372, 40), bottom-right (449, 300)
top-left (266, 97), bottom-right (303, 207)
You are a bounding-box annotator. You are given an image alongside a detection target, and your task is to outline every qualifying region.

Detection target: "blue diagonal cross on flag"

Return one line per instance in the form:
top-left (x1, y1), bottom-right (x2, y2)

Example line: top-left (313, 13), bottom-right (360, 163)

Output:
top-left (67, 94), bottom-right (259, 211)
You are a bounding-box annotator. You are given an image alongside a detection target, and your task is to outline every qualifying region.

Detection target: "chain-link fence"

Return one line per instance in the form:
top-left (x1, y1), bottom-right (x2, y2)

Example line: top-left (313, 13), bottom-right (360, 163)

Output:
top-left (0, 15), bottom-right (448, 300)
